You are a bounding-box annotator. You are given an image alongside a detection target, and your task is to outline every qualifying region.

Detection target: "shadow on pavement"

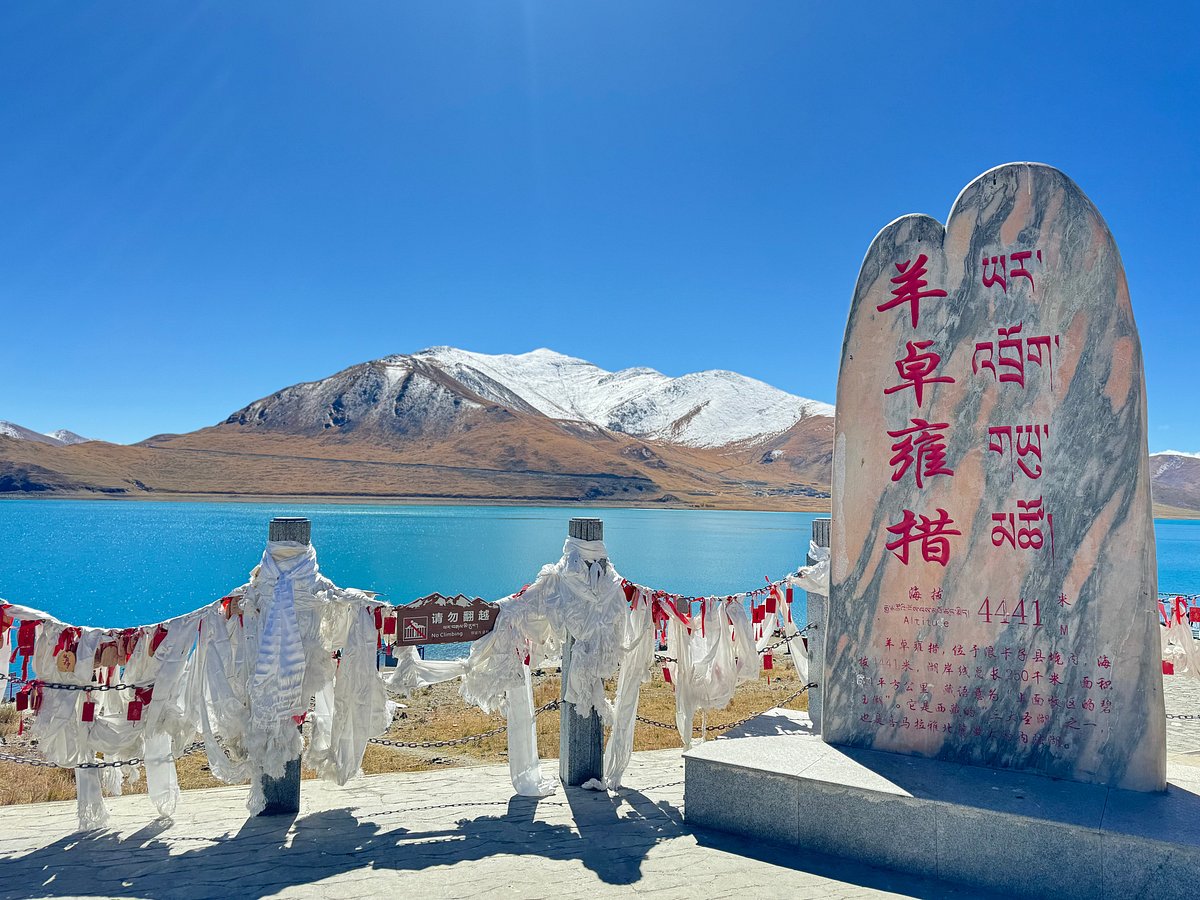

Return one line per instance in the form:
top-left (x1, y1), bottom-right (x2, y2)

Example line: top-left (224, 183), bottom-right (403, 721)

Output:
top-left (3, 788), bottom-right (676, 898)
top-left (5, 786), bottom-right (998, 899)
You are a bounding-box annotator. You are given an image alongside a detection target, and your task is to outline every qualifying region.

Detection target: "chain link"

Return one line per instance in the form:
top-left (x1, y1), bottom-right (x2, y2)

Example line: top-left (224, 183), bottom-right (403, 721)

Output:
top-left (368, 700), bottom-right (561, 750)
top-left (635, 682), bottom-right (815, 734)
top-left (653, 626), bottom-right (816, 663)
top-left (0, 750), bottom-right (144, 769)
top-left (0, 737), bottom-right (210, 769)
top-left (1, 672), bottom-right (152, 693)
top-left (79, 756), bottom-right (143, 770)
top-left (1166, 713), bottom-right (1200, 720)
top-left (0, 750), bottom-right (60, 768)
top-left (703, 684), bottom-right (813, 733)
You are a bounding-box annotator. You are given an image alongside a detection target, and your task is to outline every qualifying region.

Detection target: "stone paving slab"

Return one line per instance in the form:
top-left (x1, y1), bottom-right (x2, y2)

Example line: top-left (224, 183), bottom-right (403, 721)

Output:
top-left (0, 750), bottom-right (995, 900)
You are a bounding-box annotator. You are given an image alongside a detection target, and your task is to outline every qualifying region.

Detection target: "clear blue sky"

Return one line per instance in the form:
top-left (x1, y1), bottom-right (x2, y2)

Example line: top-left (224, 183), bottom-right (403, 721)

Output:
top-left (1, 3), bottom-right (1196, 449)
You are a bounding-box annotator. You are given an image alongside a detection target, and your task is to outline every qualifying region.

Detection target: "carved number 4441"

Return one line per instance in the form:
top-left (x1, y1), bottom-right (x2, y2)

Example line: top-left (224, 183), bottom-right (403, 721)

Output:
top-left (978, 596), bottom-right (1043, 626)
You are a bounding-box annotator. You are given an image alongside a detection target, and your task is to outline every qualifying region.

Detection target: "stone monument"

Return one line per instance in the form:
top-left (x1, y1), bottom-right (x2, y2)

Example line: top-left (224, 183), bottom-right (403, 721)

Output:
top-left (825, 161), bottom-right (1164, 791)
top-left (683, 166), bottom-right (1196, 897)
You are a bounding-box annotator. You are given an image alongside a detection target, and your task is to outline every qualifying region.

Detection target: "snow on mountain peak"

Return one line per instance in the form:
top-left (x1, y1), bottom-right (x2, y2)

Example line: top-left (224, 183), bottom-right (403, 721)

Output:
top-left (0, 422), bottom-right (92, 446)
top-left (47, 429), bottom-right (91, 445)
top-left (403, 346), bottom-right (834, 448)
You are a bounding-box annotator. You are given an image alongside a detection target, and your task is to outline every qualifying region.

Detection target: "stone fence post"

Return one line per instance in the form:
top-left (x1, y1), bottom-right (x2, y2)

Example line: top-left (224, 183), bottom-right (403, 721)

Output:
top-left (559, 517), bottom-right (605, 786)
top-left (258, 516), bottom-right (308, 816)
top-left (806, 517), bottom-right (831, 733)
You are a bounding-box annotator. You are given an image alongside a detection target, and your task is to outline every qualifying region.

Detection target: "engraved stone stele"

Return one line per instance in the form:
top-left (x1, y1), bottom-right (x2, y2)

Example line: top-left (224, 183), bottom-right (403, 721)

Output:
top-left (825, 162), bottom-right (1165, 791)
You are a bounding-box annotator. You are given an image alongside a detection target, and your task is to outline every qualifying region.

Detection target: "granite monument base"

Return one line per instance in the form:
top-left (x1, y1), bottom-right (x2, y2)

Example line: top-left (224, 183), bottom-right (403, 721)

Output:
top-left (684, 710), bottom-right (1200, 900)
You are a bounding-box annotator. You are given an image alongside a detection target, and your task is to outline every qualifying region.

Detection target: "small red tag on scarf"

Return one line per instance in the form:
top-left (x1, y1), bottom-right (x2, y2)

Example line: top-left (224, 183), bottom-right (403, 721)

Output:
top-left (82, 700), bottom-right (96, 722)
top-left (149, 624), bottom-right (169, 656)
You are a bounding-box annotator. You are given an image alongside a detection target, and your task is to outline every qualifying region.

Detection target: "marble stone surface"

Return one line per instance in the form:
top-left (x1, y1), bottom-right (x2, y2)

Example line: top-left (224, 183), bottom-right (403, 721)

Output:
top-left (826, 162), bottom-right (1164, 791)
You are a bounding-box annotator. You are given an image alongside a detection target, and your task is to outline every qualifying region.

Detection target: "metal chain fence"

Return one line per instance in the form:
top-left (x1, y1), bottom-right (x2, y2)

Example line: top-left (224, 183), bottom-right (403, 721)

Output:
top-left (0, 738), bottom-right (209, 769)
top-left (634, 682), bottom-right (816, 734)
top-left (1, 672), bottom-right (153, 693)
top-left (367, 699), bottom-right (562, 750)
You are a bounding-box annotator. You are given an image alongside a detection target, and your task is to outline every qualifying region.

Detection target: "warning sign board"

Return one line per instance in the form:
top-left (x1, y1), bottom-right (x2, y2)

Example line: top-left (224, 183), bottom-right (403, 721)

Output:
top-left (394, 593), bottom-right (500, 646)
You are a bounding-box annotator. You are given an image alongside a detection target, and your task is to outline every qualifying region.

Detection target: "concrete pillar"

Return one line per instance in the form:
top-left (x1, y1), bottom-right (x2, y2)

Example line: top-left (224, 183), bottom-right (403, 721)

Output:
top-left (258, 516), bottom-right (308, 816)
top-left (559, 517), bottom-right (605, 786)
top-left (806, 517), bottom-right (831, 734)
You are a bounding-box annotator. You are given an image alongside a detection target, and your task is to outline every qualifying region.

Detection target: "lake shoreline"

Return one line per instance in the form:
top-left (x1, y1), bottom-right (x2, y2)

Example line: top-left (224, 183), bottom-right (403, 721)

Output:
top-left (0, 491), bottom-right (833, 513)
top-left (1, 490), bottom-right (1195, 519)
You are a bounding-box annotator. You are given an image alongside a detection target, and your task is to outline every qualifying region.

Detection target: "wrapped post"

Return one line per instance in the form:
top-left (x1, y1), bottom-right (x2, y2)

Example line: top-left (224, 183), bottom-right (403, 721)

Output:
top-left (559, 517), bottom-right (605, 786)
top-left (258, 516), bottom-right (309, 816)
top-left (806, 517), bottom-right (830, 733)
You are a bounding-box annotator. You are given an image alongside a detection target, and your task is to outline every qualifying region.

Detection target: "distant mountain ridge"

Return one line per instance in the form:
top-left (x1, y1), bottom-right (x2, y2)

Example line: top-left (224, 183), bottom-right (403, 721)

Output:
top-left (0, 422), bottom-right (91, 446)
top-left (410, 347), bottom-right (834, 448)
top-left (0, 347), bottom-right (835, 507)
top-left (1150, 451), bottom-right (1200, 513)
top-left (1, 350), bottom-right (1198, 514)
top-left (223, 347), bottom-right (834, 450)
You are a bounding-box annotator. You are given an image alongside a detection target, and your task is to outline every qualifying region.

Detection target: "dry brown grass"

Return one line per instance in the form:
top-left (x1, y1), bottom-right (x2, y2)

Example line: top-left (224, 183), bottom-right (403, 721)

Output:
top-left (0, 664), bottom-right (809, 805)
top-left (0, 703), bottom-right (77, 804)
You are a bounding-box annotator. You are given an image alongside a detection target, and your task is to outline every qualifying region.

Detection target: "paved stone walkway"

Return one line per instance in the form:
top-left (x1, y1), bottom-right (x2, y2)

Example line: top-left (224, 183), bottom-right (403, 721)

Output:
top-left (0, 749), bottom-right (1000, 900)
top-left (1165, 672), bottom-right (1200, 759)
top-left (0, 676), bottom-right (1197, 900)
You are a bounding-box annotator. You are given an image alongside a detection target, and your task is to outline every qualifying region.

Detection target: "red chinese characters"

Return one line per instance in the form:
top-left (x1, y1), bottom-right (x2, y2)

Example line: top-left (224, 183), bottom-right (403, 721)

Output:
top-left (888, 418), bottom-right (955, 488)
top-left (877, 254), bottom-right (947, 328)
top-left (885, 508), bottom-right (962, 566)
top-left (877, 250), bottom-right (959, 568)
top-left (885, 340), bottom-right (955, 407)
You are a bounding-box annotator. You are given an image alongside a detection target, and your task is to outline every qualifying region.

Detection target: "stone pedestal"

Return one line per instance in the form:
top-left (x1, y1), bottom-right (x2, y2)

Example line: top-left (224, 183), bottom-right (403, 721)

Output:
top-left (261, 756), bottom-right (301, 816)
top-left (804, 517), bottom-right (830, 733)
top-left (684, 710), bottom-right (1200, 900)
top-left (559, 635), bottom-right (604, 786)
top-left (558, 517), bottom-right (606, 786)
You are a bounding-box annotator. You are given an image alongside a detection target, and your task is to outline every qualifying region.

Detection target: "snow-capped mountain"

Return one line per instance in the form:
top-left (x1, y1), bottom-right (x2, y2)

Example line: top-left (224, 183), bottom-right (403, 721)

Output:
top-left (1153, 450), bottom-right (1200, 465)
top-left (46, 429), bottom-right (91, 446)
top-left (1150, 451), bottom-right (1200, 512)
top-left (0, 422), bottom-right (92, 446)
top-left (254, 347), bottom-right (833, 449)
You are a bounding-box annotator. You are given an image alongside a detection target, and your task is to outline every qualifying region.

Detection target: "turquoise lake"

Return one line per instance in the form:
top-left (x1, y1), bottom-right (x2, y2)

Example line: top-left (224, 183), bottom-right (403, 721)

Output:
top-left (1, 501), bottom-right (1197, 632)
